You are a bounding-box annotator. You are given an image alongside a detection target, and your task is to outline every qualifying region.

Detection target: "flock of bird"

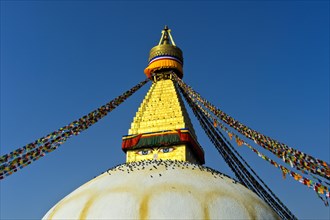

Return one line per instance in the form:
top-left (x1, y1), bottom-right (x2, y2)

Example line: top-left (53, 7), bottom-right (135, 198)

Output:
top-left (102, 159), bottom-right (239, 185)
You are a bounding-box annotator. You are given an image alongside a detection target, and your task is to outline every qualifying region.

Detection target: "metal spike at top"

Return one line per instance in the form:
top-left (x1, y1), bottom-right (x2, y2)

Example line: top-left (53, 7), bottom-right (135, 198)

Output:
top-left (158, 25), bottom-right (176, 46)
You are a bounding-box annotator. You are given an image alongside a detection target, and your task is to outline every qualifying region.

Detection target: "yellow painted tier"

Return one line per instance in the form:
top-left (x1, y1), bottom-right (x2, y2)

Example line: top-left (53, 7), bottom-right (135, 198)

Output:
top-left (128, 79), bottom-right (196, 137)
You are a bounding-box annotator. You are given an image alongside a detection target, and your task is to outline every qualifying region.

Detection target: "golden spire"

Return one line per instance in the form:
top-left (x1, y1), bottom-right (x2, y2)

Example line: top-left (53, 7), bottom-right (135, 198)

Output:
top-left (122, 26), bottom-right (204, 164)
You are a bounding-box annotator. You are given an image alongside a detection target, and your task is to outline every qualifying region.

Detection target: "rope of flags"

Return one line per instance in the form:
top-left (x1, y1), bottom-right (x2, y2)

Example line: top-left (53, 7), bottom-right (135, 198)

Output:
top-left (173, 74), bottom-right (329, 181)
top-left (0, 78), bottom-right (150, 180)
top-left (228, 124), bottom-right (330, 200)
top-left (189, 92), bottom-right (330, 199)
top-left (193, 96), bottom-right (330, 202)
top-left (179, 85), bottom-right (297, 219)
top-left (173, 73), bottom-right (329, 205)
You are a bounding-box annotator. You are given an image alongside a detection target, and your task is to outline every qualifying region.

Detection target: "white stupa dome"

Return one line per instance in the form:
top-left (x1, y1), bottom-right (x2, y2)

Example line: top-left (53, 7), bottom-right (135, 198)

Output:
top-left (43, 160), bottom-right (280, 219)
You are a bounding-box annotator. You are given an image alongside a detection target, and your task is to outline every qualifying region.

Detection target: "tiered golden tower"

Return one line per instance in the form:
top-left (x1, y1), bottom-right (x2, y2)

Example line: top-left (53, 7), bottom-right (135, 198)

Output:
top-left (122, 26), bottom-right (204, 164)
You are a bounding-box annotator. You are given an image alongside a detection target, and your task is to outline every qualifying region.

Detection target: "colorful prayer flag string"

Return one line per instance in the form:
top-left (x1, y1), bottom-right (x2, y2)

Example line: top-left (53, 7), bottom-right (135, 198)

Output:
top-left (183, 85), bottom-right (329, 201)
top-left (173, 73), bottom-right (329, 180)
top-left (178, 79), bottom-right (328, 207)
top-left (223, 120), bottom-right (329, 199)
top-left (0, 78), bottom-right (150, 180)
top-left (180, 88), bottom-right (297, 219)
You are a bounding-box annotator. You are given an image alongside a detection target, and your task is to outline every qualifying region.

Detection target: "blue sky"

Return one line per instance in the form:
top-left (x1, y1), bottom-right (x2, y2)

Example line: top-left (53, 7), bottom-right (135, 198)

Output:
top-left (1, 1), bottom-right (329, 219)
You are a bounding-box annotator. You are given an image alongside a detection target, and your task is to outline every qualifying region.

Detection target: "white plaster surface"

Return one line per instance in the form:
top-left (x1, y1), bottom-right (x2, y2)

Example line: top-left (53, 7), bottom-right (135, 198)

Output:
top-left (43, 160), bottom-right (280, 220)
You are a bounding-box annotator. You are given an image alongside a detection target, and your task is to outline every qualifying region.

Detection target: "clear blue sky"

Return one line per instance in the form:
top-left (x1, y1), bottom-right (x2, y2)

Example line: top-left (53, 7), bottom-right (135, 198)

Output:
top-left (1, 1), bottom-right (329, 219)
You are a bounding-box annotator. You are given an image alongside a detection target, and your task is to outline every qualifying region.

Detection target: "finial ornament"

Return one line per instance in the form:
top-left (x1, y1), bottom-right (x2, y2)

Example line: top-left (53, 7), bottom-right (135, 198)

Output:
top-left (144, 26), bottom-right (183, 79)
top-left (158, 25), bottom-right (176, 46)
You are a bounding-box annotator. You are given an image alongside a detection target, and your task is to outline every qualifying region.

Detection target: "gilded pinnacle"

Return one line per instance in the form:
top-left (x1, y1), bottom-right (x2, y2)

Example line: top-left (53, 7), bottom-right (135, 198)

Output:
top-left (144, 26), bottom-right (184, 78)
top-left (159, 25), bottom-right (176, 46)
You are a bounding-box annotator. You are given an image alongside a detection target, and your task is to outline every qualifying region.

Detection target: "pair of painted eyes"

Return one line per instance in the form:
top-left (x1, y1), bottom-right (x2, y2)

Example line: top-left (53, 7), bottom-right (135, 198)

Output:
top-left (137, 147), bottom-right (174, 155)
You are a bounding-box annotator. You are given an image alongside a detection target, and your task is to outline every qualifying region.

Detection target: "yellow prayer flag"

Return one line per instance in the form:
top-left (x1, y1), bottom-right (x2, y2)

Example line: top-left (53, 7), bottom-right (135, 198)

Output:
top-left (236, 137), bottom-right (243, 146)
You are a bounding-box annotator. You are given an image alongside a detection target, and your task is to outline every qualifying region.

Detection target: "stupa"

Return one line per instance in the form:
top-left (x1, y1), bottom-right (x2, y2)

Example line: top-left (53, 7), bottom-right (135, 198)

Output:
top-left (42, 26), bottom-right (280, 220)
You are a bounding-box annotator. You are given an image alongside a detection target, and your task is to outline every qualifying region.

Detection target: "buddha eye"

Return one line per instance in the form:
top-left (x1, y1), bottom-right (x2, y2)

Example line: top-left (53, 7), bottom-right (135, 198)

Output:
top-left (137, 149), bottom-right (152, 155)
top-left (159, 147), bottom-right (174, 153)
